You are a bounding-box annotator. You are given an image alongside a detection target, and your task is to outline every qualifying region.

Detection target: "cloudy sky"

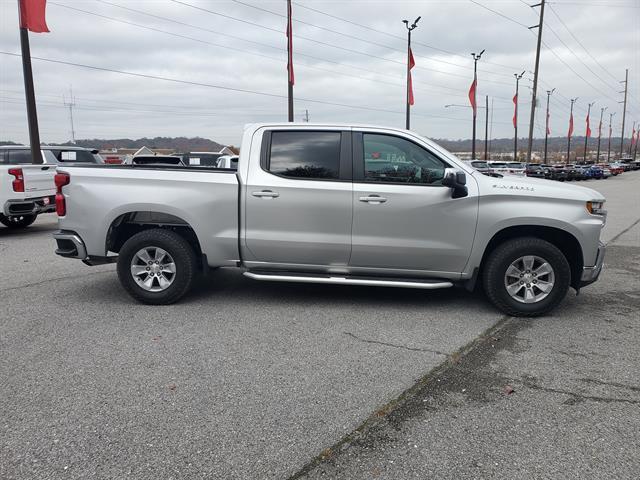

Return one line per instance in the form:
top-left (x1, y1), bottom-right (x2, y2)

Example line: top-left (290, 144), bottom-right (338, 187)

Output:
top-left (1, 0), bottom-right (639, 146)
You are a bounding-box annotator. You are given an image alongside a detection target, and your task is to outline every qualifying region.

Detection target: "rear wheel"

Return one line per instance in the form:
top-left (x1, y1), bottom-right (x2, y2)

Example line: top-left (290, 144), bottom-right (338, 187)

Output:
top-left (0, 213), bottom-right (37, 229)
top-left (482, 237), bottom-right (571, 317)
top-left (117, 228), bottom-right (197, 305)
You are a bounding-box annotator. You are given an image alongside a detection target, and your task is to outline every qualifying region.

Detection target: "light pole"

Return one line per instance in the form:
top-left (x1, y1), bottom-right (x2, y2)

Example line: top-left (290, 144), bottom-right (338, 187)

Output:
top-left (584, 101), bottom-right (595, 163)
top-left (484, 95), bottom-right (489, 160)
top-left (544, 88), bottom-right (555, 164)
top-left (402, 16), bottom-right (420, 130)
top-left (513, 71), bottom-right (525, 161)
top-left (470, 50), bottom-right (484, 160)
top-left (607, 112), bottom-right (616, 162)
top-left (567, 97), bottom-right (578, 162)
top-left (596, 106), bottom-right (607, 163)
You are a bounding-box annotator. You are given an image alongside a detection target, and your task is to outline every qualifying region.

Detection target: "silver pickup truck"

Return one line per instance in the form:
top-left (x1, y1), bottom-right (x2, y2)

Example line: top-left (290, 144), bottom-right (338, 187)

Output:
top-left (53, 123), bottom-right (606, 316)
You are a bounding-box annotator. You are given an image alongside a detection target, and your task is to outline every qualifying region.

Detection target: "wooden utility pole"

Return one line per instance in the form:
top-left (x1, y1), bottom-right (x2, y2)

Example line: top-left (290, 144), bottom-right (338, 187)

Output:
top-left (526, 0), bottom-right (545, 162)
top-left (619, 68), bottom-right (628, 157)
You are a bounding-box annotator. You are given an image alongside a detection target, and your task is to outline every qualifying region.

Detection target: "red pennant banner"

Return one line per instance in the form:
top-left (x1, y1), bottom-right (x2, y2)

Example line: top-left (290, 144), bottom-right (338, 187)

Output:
top-left (408, 48), bottom-right (415, 106)
top-left (586, 113), bottom-right (591, 138)
top-left (19, 0), bottom-right (49, 33)
top-left (568, 112), bottom-right (574, 138)
top-left (469, 76), bottom-right (477, 115)
top-left (512, 93), bottom-right (517, 128)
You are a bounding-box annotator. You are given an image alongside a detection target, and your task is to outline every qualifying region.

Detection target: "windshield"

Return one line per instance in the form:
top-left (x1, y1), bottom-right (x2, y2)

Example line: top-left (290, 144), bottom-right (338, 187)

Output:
top-left (507, 162), bottom-right (524, 168)
top-left (490, 162), bottom-right (508, 168)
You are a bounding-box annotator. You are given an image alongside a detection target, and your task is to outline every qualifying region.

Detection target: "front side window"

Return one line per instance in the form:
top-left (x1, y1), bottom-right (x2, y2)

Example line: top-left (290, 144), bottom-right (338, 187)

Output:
top-left (362, 133), bottom-right (447, 185)
top-left (268, 131), bottom-right (341, 180)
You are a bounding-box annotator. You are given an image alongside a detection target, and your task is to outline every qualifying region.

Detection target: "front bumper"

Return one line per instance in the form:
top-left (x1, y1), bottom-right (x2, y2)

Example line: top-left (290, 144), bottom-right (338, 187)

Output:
top-left (3, 195), bottom-right (55, 216)
top-left (580, 241), bottom-right (606, 287)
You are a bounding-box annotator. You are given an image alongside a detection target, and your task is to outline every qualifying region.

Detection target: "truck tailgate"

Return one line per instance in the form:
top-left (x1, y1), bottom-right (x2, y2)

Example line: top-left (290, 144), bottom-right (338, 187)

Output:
top-left (21, 164), bottom-right (56, 196)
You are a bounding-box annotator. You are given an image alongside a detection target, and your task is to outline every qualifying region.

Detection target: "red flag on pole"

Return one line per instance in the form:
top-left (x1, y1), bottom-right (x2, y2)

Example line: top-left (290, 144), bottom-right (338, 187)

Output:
top-left (19, 0), bottom-right (49, 33)
top-left (469, 75), bottom-right (477, 115)
top-left (286, 0), bottom-right (294, 85)
top-left (408, 47), bottom-right (415, 106)
top-left (585, 112), bottom-right (591, 138)
top-left (568, 112), bottom-right (574, 138)
top-left (512, 93), bottom-right (517, 128)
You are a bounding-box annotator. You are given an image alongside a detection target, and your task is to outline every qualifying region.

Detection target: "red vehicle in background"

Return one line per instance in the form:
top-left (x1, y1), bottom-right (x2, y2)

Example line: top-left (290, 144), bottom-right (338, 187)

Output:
top-left (602, 163), bottom-right (624, 175)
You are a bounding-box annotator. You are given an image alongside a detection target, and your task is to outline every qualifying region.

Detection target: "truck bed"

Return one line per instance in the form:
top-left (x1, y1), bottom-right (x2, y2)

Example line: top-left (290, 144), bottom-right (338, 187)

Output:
top-left (57, 164), bottom-right (240, 266)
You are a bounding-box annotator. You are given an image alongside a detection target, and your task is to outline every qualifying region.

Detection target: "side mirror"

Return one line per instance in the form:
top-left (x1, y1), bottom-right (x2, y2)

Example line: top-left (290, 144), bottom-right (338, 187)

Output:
top-left (442, 168), bottom-right (468, 198)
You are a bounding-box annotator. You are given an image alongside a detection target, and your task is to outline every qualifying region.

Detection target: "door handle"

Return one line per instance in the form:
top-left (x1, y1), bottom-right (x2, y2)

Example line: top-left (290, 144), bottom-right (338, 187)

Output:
top-left (359, 195), bottom-right (387, 204)
top-left (252, 190), bottom-right (280, 198)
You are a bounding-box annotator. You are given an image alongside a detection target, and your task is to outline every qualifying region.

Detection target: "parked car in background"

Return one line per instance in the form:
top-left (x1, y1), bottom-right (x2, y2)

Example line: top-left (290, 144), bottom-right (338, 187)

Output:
top-left (488, 161), bottom-right (526, 177)
top-left (215, 155), bottom-right (239, 170)
top-left (601, 167), bottom-right (612, 179)
top-left (0, 146), bottom-right (56, 228)
top-left (570, 165), bottom-right (589, 181)
top-left (603, 163), bottom-right (623, 175)
top-left (586, 165), bottom-right (604, 179)
top-left (463, 160), bottom-right (493, 176)
top-left (48, 146), bottom-right (104, 164)
top-left (549, 165), bottom-right (569, 181)
top-left (524, 163), bottom-right (549, 179)
top-left (182, 151), bottom-right (224, 167)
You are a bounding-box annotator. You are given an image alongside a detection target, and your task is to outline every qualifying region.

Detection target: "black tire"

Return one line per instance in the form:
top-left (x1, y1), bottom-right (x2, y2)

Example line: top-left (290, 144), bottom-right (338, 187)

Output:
top-left (117, 228), bottom-right (197, 305)
top-left (0, 213), bottom-right (37, 229)
top-left (482, 237), bottom-right (571, 317)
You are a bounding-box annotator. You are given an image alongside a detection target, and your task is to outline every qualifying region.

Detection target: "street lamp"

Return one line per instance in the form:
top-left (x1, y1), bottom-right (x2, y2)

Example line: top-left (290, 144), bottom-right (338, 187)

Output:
top-left (596, 106), bottom-right (607, 162)
top-left (584, 101), bottom-right (595, 162)
top-left (402, 16), bottom-right (420, 130)
top-left (567, 97), bottom-right (578, 162)
top-left (543, 88), bottom-right (555, 164)
top-left (607, 112), bottom-right (616, 162)
top-left (513, 71), bottom-right (525, 161)
top-left (470, 50), bottom-right (485, 160)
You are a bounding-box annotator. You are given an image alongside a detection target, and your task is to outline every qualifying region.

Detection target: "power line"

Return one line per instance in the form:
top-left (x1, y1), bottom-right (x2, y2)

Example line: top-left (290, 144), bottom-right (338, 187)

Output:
top-left (291, 0), bottom-right (523, 72)
top-left (0, 51), bottom-right (510, 123)
top-left (166, 0), bottom-right (514, 85)
top-left (231, 0), bottom-right (516, 79)
top-left (469, 0), bottom-right (531, 28)
top-left (51, 2), bottom-right (479, 98)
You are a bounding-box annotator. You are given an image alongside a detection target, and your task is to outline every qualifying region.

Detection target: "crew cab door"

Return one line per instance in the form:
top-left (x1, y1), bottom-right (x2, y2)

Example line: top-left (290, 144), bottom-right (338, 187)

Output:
top-left (243, 129), bottom-right (352, 268)
top-left (350, 131), bottom-right (478, 275)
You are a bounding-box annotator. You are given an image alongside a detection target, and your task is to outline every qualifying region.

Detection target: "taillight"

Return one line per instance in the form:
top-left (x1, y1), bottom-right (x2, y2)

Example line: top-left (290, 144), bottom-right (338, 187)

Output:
top-left (55, 172), bottom-right (70, 216)
top-left (8, 168), bottom-right (24, 192)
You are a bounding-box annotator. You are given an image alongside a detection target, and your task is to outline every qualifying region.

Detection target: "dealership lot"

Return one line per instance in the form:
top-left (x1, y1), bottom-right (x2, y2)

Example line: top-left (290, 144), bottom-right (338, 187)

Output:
top-left (1, 173), bottom-right (639, 479)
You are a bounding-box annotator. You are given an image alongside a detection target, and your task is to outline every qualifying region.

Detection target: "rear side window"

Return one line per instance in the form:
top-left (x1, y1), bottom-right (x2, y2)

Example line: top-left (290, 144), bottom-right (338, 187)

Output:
top-left (7, 150), bottom-right (34, 164)
top-left (268, 131), bottom-right (341, 180)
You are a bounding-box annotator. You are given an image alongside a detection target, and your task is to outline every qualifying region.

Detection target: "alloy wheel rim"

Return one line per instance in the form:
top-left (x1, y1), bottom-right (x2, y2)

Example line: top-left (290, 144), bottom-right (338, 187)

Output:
top-left (504, 255), bottom-right (555, 304)
top-left (130, 247), bottom-right (176, 292)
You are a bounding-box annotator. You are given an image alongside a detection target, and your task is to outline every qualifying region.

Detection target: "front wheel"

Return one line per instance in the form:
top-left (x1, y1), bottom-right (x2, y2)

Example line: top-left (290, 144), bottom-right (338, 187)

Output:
top-left (117, 228), bottom-right (197, 305)
top-left (0, 213), bottom-right (37, 229)
top-left (482, 237), bottom-right (571, 317)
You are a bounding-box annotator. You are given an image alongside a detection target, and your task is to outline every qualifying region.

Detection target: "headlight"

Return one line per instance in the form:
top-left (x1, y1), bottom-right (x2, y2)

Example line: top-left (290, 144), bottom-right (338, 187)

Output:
top-left (586, 201), bottom-right (606, 215)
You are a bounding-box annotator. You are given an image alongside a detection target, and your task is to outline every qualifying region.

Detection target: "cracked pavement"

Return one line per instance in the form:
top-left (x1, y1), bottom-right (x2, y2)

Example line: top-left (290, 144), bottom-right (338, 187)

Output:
top-left (1, 172), bottom-right (639, 479)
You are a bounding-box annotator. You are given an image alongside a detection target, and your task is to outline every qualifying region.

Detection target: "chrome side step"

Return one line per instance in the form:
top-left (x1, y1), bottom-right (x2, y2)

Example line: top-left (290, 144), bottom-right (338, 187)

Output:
top-left (243, 272), bottom-right (453, 290)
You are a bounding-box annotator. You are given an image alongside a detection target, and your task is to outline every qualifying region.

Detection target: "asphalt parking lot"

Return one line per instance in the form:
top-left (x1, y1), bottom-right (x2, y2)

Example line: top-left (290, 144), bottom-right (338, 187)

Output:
top-left (1, 172), bottom-right (639, 479)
